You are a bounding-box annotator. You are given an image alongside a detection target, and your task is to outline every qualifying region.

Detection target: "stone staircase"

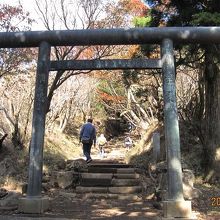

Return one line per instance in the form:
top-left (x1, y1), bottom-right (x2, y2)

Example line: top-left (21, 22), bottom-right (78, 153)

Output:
top-left (57, 160), bottom-right (161, 219)
top-left (15, 158), bottom-right (161, 219)
top-left (73, 160), bottom-right (144, 201)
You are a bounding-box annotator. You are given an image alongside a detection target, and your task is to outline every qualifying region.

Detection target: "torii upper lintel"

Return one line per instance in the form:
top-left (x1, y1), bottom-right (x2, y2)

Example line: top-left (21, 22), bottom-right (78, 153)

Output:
top-left (0, 26), bottom-right (220, 48)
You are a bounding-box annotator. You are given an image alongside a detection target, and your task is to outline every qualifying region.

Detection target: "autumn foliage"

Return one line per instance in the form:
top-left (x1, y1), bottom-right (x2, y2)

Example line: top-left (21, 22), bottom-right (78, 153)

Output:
top-left (97, 89), bottom-right (125, 103)
top-left (119, 0), bottom-right (149, 17)
top-left (0, 4), bottom-right (33, 31)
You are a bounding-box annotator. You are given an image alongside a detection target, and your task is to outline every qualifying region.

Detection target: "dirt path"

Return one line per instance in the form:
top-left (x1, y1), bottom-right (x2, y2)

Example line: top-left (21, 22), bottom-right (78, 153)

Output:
top-left (0, 137), bottom-right (219, 219)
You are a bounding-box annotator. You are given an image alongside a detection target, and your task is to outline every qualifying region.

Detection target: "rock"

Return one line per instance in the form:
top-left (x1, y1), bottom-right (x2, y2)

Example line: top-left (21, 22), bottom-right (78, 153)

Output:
top-left (51, 171), bottom-right (78, 189)
top-left (66, 159), bottom-right (88, 171)
top-left (182, 169), bottom-right (201, 199)
top-left (57, 160), bottom-right (66, 170)
top-left (21, 183), bottom-right (28, 194)
top-left (0, 191), bottom-right (21, 207)
top-left (183, 169), bottom-right (195, 187)
top-left (183, 183), bottom-right (201, 199)
top-left (155, 169), bottom-right (200, 200)
top-left (0, 158), bottom-right (16, 176)
top-left (21, 182), bottom-right (51, 194)
top-left (0, 188), bottom-right (8, 198)
top-left (42, 175), bottom-right (50, 183)
top-left (42, 182), bottom-right (51, 192)
top-left (152, 201), bottom-right (162, 210)
top-left (59, 191), bottom-right (77, 198)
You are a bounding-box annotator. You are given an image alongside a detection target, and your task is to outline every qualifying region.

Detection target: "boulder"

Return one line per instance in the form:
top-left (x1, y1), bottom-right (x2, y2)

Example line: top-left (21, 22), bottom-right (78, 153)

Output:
top-left (51, 171), bottom-right (78, 189)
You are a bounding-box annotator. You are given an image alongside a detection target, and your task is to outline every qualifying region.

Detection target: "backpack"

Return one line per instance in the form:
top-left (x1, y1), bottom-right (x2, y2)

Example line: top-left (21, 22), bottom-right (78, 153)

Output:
top-left (81, 137), bottom-right (91, 144)
top-left (98, 137), bottom-right (106, 145)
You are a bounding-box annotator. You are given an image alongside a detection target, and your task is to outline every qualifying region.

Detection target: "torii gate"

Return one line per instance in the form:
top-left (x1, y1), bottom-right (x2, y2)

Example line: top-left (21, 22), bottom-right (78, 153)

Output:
top-left (1, 27), bottom-right (220, 219)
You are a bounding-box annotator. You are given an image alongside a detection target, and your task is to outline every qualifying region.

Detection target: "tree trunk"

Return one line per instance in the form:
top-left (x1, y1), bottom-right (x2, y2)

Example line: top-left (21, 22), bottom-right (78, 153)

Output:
top-left (0, 134), bottom-right (8, 150)
top-left (59, 99), bottom-right (73, 133)
top-left (204, 48), bottom-right (220, 181)
top-left (138, 122), bottom-right (159, 152)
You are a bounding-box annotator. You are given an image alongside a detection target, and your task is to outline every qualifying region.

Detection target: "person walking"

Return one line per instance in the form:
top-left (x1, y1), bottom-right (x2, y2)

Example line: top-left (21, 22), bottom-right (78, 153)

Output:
top-left (79, 118), bottom-right (96, 163)
top-left (97, 133), bottom-right (107, 158)
top-left (124, 136), bottom-right (133, 151)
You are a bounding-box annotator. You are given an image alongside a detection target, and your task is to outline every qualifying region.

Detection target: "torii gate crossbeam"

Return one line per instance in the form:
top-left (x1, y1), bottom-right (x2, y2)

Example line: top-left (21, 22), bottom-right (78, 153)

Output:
top-left (0, 27), bottom-right (220, 47)
top-left (50, 59), bottom-right (162, 70)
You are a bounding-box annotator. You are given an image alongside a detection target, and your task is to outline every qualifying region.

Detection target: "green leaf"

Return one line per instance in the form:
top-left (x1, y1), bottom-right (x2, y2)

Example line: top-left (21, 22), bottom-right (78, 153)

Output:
top-left (133, 16), bottom-right (152, 27)
top-left (191, 12), bottom-right (220, 26)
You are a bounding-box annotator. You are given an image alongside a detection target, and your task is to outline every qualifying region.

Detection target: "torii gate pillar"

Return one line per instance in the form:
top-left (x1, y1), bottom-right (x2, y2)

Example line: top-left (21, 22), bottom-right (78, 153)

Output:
top-left (19, 41), bottom-right (50, 213)
top-left (161, 39), bottom-right (193, 219)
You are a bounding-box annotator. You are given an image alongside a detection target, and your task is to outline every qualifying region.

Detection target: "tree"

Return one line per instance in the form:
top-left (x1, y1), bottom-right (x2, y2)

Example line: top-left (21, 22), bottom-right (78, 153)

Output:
top-left (0, 4), bottom-right (35, 78)
top-left (144, 0), bottom-right (220, 180)
top-left (97, 68), bottom-right (162, 142)
top-left (34, 0), bottom-right (128, 116)
top-left (99, 0), bottom-right (149, 28)
top-left (0, 71), bottom-right (35, 148)
top-left (46, 75), bottom-right (98, 132)
top-left (0, 4), bottom-right (36, 147)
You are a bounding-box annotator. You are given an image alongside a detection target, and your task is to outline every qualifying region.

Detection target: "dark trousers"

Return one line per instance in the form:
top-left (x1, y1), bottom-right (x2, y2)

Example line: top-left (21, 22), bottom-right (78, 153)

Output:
top-left (82, 143), bottom-right (92, 161)
top-left (98, 144), bottom-right (105, 153)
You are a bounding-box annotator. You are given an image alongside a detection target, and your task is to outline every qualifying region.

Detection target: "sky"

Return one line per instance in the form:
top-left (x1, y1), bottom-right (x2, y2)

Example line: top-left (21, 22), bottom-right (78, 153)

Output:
top-left (1, 0), bottom-right (46, 30)
top-left (1, 0), bottom-right (151, 31)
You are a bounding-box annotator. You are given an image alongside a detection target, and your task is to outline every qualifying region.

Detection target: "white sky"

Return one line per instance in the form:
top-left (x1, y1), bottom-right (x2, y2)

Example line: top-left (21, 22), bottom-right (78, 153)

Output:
top-left (1, 0), bottom-right (150, 31)
top-left (1, 0), bottom-right (46, 30)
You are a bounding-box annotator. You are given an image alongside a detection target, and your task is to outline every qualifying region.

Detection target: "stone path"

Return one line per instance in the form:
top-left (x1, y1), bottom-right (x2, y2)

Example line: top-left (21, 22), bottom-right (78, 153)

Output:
top-left (0, 139), bottom-right (163, 219)
top-left (43, 157), bottom-right (162, 219)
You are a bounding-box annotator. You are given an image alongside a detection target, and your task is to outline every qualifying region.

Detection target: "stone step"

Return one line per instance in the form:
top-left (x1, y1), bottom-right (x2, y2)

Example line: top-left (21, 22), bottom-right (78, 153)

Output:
top-left (81, 173), bottom-right (113, 179)
top-left (74, 193), bottom-right (142, 201)
top-left (76, 186), bottom-right (108, 193)
top-left (67, 159), bottom-right (124, 164)
top-left (74, 159), bottom-right (142, 197)
top-left (80, 172), bottom-right (140, 179)
top-left (80, 173), bottom-right (141, 187)
top-left (76, 186), bottom-right (142, 194)
top-left (89, 159), bottom-right (121, 163)
top-left (80, 173), bottom-right (112, 187)
top-left (80, 179), bottom-right (111, 187)
top-left (80, 167), bottom-right (136, 174)
top-left (114, 173), bottom-right (140, 179)
top-left (88, 163), bottom-right (133, 168)
top-left (111, 178), bottom-right (140, 186)
top-left (109, 186), bottom-right (142, 194)
top-left (117, 168), bottom-right (136, 174)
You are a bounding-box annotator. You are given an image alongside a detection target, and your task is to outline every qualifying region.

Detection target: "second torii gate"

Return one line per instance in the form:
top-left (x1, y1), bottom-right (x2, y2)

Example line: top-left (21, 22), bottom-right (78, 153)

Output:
top-left (1, 27), bottom-right (219, 218)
